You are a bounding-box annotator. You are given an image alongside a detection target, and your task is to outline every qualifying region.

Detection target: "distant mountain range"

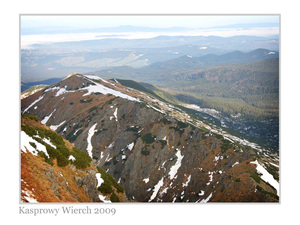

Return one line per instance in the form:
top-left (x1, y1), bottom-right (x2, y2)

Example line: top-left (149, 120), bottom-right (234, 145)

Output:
top-left (22, 49), bottom-right (279, 149)
top-left (31, 35), bottom-right (279, 51)
top-left (22, 23), bottom-right (279, 35)
top-left (92, 49), bottom-right (279, 150)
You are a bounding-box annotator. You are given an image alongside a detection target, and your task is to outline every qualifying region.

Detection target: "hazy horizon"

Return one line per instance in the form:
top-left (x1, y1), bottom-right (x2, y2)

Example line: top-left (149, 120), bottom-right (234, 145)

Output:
top-left (21, 15), bottom-right (279, 49)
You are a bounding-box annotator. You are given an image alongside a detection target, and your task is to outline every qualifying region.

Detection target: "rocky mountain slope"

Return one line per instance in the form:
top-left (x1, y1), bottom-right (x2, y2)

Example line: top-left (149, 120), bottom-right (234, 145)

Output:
top-left (21, 73), bottom-right (279, 202)
top-left (21, 114), bottom-right (127, 203)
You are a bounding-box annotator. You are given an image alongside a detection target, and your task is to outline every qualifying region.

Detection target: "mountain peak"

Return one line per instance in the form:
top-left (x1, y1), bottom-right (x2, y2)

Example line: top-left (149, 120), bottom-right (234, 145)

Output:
top-left (63, 72), bottom-right (82, 81)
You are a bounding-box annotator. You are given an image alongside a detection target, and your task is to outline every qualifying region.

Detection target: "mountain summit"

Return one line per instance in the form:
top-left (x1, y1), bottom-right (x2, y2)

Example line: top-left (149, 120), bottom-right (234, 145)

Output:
top-left (21, 73), bottom-right (279, 202)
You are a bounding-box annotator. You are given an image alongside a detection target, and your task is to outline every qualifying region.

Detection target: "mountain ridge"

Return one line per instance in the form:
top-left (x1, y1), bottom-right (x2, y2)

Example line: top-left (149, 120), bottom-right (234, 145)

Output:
top-left (21, 73), bottom-right (279, 202)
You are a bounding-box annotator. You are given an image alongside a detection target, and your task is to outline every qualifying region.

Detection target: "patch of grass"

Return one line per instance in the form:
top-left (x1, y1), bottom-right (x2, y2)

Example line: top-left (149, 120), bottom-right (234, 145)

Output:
top-left (110, 192), bottom-right (120, 202)
top-left (248, 171), bottom-right (261, 183)
top-left (88, 106), bottom-right (98, 113)
top-left (221, 139), bottom-right (232, 153)
top-left (141, 133), bottom-right (156, 144)
top-left (169, 126), bottom-right (185, 136)
top-left (97, 167), bottom-right (124, 193)
top-left (65, 124), bottom-right (83, 142)
top-left (141, 150), bottom-right (150, 155)
top-left (29, 142), bottom-right (36, 148)
top-left (22, 125), bottom-right (37, 137)
top-left (177, 121), bottom-right (188, 129)
top-left (141, 145), bottom-right (150, 155)
top-left (264, 163), bottom-right (279, 181)
top-left (160, 117), bottom-right (172, 125)
top-left (105, 97), bottom-right (117, 105)
top-left (22, 114), bottom-right (39, 122)
top-left (256, 185), bottom-right (279, 200)
top-left (71, 147), bottom-right (92, 169)
top-left (158, 140), bottom-right (167, 149)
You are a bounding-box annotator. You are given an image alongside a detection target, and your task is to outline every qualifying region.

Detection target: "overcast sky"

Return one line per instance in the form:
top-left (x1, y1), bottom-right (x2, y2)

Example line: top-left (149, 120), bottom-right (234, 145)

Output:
top-left (21, 15), bottom-right (279, 29)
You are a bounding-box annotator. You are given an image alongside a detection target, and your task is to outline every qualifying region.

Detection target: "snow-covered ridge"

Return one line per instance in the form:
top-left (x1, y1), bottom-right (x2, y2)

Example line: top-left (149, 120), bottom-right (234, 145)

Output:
top-left (43, 74), bottom-right (141, 102)
top-left (80, 75), bottom-right (140, 102)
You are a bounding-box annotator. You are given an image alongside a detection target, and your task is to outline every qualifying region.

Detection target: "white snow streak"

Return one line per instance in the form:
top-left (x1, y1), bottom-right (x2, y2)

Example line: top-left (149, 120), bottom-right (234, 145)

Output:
top-left (251, 160), bottom-right (279, 195)
top-left (68, 155), bottom-right (76, 162)
top-left (95, 173), bottom-right (104, 187)
top-left (143, 178), bottom-right (150, 183)
top-left (127, 142), bottom-right (134, 151)
top-left (22, 190), bottom-right (38, 203)
top-left (80, 77), bottom-right (140, 102)
top-left (22, 94), bottom-right (45, 114)
top-left (49, 120), bottom-right (65, 131)
top-left (168, 149), bottom-right (184, 180)
top-left (199, 192), bottom-right (213, 203)
top-left (86, 123), bottom-right (97, 159)
top-left (149, 177), bottom-right (164, 202)
top-left (232, 161), bottom-right (239, 167)
top-left (21, 131), bottom-right (49, 158)
top-left (182, 174), bottom-right (191, 187)
top-left (41, 109), bottom-right (56, 125)
top-left (42, 138), bottom-right (56, 149)
top-left (113, 108), bottom-right (118, 122)
top-left (98, 194), bottom-right (111, 203)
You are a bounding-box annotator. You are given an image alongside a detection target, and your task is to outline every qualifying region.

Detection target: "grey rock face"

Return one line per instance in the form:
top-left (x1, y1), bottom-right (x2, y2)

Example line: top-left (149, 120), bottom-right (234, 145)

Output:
top-left (75, 169), bottom-right (100, 202)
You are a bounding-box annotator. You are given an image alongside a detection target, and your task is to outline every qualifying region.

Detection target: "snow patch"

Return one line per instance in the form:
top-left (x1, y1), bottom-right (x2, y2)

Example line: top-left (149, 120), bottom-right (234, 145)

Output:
top-left (232, 161), bottom-right (239, 167)
top-left (206, 171), bottom-right (214, 186)
top-left (113, 108), bottom-right (118, 122)
top-left (55, 87), bottom-right (67, 96)
top-left (41, 109), bottom-right (56, 125)
top-left (80, 76), bottom-right (140, 102)
top-left (68, 155), bottom-right (76, 162)
top-left (21, 131), bottom-right (49, 158)
top-left (168, 149), bottom-right (184, 180)
top-left (127, 142), bottom-right (134, 151)
top-left (22, 94), bottom-right (45, 114)
top-left (198, 190), bottom-right (205, 196)
top-left (199, 192), bottom-right (213, 203)
top-left (86, 123), bottom-right (97, 159)
top-left (143, 178), bottom-right (150, 183)
top-left (149, 177), bottom-right (164, 202)
top-left (42, 138), bottom-right (56, 149)
top-left (148, 104), bottom-right (166, 114)
top-left (251, 160), bottom-right (279, 194)
top-left (49, 120), bottom-right (65, 131)
top-left (22, 189), bottom-right (38, 203)
top-left (182, 174), bottom-right (191, 187)
top-left (98, 194), bottom-right (111, 203)
top-left (95, 173), bottom-right (104, 187)
top-left (108, 142), bottom-right (114, 148)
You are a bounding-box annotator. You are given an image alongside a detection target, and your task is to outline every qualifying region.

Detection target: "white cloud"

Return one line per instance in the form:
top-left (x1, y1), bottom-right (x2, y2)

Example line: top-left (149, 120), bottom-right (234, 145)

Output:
top-left (21, 26), bottom-right (279, 49)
